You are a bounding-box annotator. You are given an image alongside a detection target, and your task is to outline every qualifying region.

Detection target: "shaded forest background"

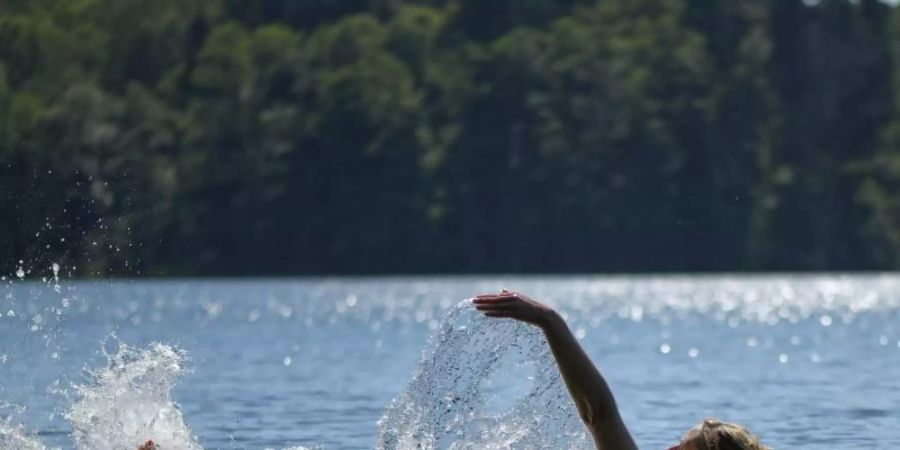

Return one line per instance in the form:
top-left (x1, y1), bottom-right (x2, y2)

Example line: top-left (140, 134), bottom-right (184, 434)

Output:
top-left (3, 0), bottom-right (900, 276)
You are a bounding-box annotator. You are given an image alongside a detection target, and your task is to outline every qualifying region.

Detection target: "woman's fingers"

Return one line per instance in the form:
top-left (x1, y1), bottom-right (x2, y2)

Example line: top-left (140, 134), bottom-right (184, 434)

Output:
top-left (474, 302), bottom-right (517, 311)
top-left (473, 295), bottom-right (516, 304)
top-left (474, 289), bottom-right (518, 300)
top-left (474, 290), bottom-right (544, 325)
top-left (474, 292), bottom-right (511, 299)
top-left (473, 296), bottom-right (515, 304)
top-left (475, 291), bottom-right (517, 299)
top-left (473, 291), bottom-right (524, 320)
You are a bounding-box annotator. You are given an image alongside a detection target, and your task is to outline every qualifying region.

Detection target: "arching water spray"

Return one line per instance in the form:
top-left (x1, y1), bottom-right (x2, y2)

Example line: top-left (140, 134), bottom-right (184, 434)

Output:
top-left (376, 301), bottom-right (591, 450)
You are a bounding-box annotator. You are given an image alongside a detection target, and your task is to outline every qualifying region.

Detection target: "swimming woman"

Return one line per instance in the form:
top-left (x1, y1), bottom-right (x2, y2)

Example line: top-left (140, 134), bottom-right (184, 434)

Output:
top-left (473, 290), bottom-right (769, 450)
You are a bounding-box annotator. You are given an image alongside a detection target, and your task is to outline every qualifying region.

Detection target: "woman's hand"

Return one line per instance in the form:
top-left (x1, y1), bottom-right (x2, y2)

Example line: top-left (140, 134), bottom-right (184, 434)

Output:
top-left (473, 289), bottom-right (559, 329)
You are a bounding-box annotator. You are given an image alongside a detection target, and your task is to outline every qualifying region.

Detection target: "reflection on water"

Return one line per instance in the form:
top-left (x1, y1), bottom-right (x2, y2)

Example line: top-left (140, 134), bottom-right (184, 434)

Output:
top-left (1, 275), bottom-right (899, 449)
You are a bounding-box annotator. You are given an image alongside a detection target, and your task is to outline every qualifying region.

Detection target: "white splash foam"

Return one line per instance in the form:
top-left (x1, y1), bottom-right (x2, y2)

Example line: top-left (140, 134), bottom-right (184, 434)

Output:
top-left (0, 417), bottom-right (46, 450)
top-left (376, 301), bottom-right (591, 450)
top-left (4, 341), bottom-right (324, 450)
top-left (66, 343), bottom-right (202, 450)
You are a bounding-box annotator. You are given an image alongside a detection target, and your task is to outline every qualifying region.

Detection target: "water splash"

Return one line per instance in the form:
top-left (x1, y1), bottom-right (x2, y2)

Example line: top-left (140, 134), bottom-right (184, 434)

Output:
top-left (0, 420), bottom-right (46, 450)
top-left (65, 343), bottom-right (202, 450)
top-left (377, 301), bottom-right (590, 450)
top-left (51, 263), bottom-right (61, 293)
top-left (3, 338), bottom-right (324, 450)
top-left (2, 340), bottom-right (324, 450)
top-left (0, 403), bottom-right (46, 450)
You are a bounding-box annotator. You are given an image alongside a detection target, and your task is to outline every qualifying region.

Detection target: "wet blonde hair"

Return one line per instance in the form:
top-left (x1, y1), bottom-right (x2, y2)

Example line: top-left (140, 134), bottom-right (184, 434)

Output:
top-left (697, 419), bottom-right (770, 450)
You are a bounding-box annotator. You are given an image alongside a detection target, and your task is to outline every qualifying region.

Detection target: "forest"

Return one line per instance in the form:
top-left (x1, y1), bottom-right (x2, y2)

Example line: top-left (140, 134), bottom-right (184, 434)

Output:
top-left (3, 0), bottom-right (900, 276)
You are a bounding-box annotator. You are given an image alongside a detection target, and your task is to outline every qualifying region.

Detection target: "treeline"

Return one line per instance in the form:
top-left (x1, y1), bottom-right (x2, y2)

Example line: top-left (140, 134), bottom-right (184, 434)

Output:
top-left (2, 0), bottom-right (900, 276)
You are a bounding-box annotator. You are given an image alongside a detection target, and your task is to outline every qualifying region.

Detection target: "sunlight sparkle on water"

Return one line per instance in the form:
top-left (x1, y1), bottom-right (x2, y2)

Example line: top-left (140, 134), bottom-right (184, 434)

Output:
top-left (2, 275), bottom-right (900, 449)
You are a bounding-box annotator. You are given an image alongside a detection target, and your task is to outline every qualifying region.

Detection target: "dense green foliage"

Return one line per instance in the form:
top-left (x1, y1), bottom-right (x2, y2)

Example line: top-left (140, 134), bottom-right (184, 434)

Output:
top-left (2, 0), bottom-right (900, 276)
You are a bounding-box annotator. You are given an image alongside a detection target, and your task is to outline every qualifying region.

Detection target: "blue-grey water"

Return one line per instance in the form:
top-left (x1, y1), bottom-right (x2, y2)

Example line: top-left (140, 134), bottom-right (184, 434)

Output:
top-left (1, 275), bottom-right (899, 449)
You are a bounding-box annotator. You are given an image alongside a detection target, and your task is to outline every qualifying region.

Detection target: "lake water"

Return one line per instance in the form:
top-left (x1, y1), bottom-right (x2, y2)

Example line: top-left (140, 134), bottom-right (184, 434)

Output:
top-left (1, 275), bottom-right (899, 449)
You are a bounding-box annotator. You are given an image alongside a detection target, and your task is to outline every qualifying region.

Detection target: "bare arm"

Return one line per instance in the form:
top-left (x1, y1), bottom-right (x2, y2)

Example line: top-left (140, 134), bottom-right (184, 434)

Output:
top-left (474, 290), bottom-right (638, 450)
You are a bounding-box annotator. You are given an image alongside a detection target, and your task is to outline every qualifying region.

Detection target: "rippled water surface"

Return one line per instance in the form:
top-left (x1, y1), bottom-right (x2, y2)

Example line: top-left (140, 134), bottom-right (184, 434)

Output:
top-left (1, 275), bottom-right (899, 449)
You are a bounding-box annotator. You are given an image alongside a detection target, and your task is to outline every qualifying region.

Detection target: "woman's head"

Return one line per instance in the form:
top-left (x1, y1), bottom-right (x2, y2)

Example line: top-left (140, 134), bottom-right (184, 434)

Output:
top-left (667, 419), bottom-right (769, 450)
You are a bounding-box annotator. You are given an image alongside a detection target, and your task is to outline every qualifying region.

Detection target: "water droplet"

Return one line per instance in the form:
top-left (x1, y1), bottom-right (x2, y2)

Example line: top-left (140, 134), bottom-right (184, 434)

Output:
top-left (819, 315), bottom-right (833, 327)
top-left (575, 328), bottom-right (586, 340)
top-left (688, 348), bottom-right (699, 358)
top-left (659, 343), bottom-right (671, 354)
top-left (810, 352), bottom-right (821, 363)
top-left (51, 262), bottom-right (61, 292)
top-left (879, 336), bottom-right (889, 346)
top-left (15, 268), bottom-right (25, 279)
top-left (779, 354), bottom-right (789, 364)
top-left (747, 337), bottom-right (759, 347)
top-left (283, 356), bottom-right (292, 366)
